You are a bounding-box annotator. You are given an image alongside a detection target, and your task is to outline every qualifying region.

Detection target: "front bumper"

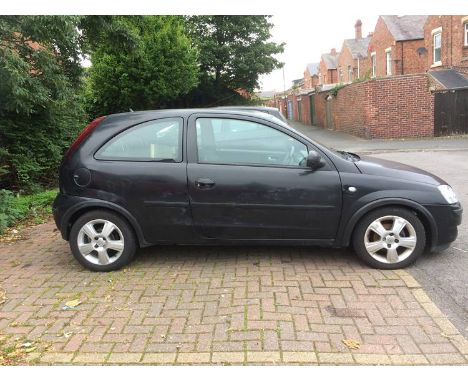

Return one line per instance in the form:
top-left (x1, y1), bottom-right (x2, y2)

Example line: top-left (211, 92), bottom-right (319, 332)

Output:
top-left (424, 202), bottom-right (463, 251)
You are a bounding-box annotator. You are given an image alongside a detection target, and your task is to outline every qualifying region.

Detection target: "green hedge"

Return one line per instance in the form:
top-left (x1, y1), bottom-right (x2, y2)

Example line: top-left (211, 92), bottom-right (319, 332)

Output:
top-left (0, 189), bottom-right (57, 234)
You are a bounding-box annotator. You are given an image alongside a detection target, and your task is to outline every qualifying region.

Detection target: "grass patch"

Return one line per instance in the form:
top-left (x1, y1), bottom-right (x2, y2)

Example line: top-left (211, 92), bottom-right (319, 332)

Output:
top-left (0, 189), bottom-right (57, 234)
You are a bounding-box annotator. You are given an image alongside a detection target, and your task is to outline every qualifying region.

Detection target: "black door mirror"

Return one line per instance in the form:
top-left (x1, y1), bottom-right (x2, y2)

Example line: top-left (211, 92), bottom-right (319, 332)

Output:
top-left (306, 151), bottom-right (324, 170)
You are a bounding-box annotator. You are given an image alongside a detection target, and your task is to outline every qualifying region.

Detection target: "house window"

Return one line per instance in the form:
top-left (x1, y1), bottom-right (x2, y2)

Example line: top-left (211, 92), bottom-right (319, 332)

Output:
top-left (339, 68), bottom-right (343, 83)
top-left (348, 65), bottom-right (353, 81)
top-left (385, 49), bottom-right (392, 75)
top-left (371, 52), bottom-right (376, 77)
top-left (433, 31), bottom-right (442, 64)
top-left (464, 23), bottom-right (468, 46)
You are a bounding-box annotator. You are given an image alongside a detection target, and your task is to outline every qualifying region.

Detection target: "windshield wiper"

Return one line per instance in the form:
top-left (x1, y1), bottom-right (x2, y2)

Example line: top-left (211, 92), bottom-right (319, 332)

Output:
top-left (337, 151), bottom-right (360, 162)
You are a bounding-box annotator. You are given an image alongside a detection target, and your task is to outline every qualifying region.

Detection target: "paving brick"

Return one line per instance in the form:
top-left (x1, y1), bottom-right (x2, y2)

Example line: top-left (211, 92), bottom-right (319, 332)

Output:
top-left (40, 353), bottom-right (74, 363)
top-left (107, 353), bottom-right (143, 364)
top-left (1, 220), bottom-right (467, 366)
top-left (247, 351), bottom-right (281, 363)
top-left (390, 354), bottom-right (429, 365)
top-left (141, 353), bottom-right (176, 364)
top-left (176, 352), bottom-right (211, 363)
top-left (73, 353), bottom-right (109, 364)
top-left (318, 352), bottom-right (354, 364)
top-left (283, 352), bottom-right (318, 363)
top-left (426, 353), bottom-right (466, 364)
top-left (353, 354), bottom-right (392, 365)
top-left (212, 352), bottom-right (245, 363)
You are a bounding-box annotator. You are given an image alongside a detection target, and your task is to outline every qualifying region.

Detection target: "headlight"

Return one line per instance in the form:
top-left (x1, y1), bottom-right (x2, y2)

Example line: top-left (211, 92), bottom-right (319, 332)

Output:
top-left (438, 185), bottom-right (458, 204)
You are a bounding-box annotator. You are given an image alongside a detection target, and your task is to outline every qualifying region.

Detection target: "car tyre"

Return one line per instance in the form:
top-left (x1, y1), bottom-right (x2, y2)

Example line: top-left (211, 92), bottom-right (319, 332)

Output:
top-left (352, 207), bottom-right (426, 269)
top-left (69, 210), bottom-right (137, 271)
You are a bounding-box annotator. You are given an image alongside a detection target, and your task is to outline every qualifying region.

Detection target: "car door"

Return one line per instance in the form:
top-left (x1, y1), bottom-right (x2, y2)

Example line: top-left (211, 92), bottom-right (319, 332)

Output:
top-left (92, 117), bottom-right (193, 243)
top-left (186, 113), bottom-right (342, 241)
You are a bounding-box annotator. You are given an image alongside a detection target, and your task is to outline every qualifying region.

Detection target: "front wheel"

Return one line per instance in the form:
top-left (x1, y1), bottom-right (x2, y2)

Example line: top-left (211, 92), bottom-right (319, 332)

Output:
top-left (352, 207), bottom-right (426, 269)
top-left (69, 210), bottom-right (137, 271)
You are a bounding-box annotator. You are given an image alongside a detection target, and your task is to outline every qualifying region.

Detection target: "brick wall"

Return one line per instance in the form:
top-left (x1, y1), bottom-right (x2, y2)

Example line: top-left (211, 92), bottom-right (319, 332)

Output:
top-left (331, 82), bottom-right (369, 137)
top-left (315, 74), bottom-right (434, 139)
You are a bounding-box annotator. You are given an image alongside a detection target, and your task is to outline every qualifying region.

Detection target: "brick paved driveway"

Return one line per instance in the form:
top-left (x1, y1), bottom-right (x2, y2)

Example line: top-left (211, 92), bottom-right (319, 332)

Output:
top-left (1, 221), bottom-right (467, 365)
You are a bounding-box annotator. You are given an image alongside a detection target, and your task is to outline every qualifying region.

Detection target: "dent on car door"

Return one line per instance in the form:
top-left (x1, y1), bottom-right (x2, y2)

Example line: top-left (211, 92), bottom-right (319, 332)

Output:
top-left (91, 117), bottom-right (193, 243)
top-left (186, 115), bottom-right (342, 241)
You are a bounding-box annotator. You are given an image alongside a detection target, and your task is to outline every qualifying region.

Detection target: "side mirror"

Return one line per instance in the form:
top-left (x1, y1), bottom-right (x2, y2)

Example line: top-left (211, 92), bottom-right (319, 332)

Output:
top-left (306, 151), bottom-right (325, 170)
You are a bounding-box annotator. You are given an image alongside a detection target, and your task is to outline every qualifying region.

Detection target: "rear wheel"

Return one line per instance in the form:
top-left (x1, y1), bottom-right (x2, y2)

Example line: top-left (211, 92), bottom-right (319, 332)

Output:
top-left (352, 207), bottom-right (426, 269)
top-left (69, 210), bottom-right (136, 271)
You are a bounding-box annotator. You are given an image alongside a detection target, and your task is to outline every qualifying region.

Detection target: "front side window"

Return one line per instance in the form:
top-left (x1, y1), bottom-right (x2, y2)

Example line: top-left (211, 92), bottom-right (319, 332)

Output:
top-left (371, 52), bottom-right (376, 77)
top-left (196, 118), bottom-right (308, 167)
top-left (96, 118), bottom-right (183, 161)
top-left (433, 32), bottom-right (442, 64)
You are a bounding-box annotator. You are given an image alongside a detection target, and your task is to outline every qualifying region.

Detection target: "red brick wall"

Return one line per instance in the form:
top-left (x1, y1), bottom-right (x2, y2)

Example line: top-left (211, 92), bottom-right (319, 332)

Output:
top-left (316, 74), bottom-right (434, 139)
top-left (332, 82), bottom-right (369, 137)
top-left (424, 15), bottom-right (468, 70)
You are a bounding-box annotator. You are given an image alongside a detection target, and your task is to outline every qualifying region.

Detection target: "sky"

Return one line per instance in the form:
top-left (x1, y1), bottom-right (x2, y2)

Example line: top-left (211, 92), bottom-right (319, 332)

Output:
top-left (258, 14), bottom-right (379, 92)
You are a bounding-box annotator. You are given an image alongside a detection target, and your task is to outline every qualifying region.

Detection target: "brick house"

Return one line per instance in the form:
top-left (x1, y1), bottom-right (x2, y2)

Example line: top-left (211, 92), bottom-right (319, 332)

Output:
top-left (303, 63), bottom-right (319, 88)
top-left (423, 15), bottom-right (468, 74)
top-left (337, 20), bottom-right (371, 82)
top-left (368, 15), bottom-right (428, 77)
top-left (318, 49), bottom-right (339, 84)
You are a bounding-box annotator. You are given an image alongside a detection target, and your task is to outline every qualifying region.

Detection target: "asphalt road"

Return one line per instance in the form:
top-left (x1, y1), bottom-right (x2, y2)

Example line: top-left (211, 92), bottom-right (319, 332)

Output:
top-left (371, 151), bottom-right (468, 338)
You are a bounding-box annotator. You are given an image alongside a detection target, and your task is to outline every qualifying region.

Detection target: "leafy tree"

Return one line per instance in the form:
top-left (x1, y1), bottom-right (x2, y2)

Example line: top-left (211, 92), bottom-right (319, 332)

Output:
top-left (0, 16), bottom-right (86, 191)
top-left (185, 16), bottom-right (284, 106)
top-left (85, 16), bottom-right (199, 116)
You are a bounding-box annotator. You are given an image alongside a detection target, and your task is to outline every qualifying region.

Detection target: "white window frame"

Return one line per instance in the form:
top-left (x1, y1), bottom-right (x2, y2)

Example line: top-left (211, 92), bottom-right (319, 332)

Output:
top-left (385, 48), bottom-right (392, 76)
top-left (371, 52), bottom-right (376, 78)
top-left (432, 27), bottom-right (442, 66)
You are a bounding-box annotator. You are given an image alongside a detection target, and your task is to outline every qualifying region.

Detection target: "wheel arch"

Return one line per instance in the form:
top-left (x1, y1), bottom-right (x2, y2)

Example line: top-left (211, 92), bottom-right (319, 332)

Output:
top-left (61, 201), bottom-right (149, 247)
top-left (339, 198), bottom-right (437, 250)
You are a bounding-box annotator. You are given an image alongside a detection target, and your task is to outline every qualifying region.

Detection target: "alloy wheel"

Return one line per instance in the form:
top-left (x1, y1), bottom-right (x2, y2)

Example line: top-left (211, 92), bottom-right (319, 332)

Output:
top-left (77, 219), bottom-right (125, 265)
top-left (363, 215), bottom-right (417, 264)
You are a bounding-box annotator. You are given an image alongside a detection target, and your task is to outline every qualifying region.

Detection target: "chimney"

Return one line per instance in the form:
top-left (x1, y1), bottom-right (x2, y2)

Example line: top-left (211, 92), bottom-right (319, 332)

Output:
top-left (330, 48), bottom-right (337, 56)
top-left (355, 19), bottom-right (362, 40)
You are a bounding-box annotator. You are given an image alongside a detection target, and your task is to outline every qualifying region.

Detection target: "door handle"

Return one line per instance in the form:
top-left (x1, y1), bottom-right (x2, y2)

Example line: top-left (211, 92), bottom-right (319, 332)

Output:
top-left (195, 178), bottom-right (216, 189)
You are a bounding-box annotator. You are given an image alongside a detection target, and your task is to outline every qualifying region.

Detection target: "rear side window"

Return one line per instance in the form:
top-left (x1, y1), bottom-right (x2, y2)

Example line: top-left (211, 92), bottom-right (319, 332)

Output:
top-left (95, 118), bottom-right (183, 162)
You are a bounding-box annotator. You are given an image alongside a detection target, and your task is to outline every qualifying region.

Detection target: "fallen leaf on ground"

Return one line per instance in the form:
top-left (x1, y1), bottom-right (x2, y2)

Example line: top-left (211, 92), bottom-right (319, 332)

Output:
top-left (0, 288), bottom-right (6, 305)
top-left (64, 299), bottom-right (82, 308)
top-left (342, 339), bottom-right (361, 350)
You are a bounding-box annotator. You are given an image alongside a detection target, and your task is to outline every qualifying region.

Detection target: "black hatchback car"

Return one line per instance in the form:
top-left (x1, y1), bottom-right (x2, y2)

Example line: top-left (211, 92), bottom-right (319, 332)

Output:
top-left (53, 109), bottom-right (462, 271)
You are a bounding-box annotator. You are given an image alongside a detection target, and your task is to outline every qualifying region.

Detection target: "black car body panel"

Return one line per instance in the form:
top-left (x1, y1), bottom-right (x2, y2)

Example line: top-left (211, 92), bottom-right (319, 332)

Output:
top-left (54, 108), bottom-right (462, 254)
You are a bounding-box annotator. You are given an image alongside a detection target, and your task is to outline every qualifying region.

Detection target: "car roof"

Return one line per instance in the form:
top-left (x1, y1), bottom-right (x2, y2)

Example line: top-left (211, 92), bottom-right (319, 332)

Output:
top-left (104, 108), bottom-right (289, 128)
top-left (213, 106), bottom-right (279, 111)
